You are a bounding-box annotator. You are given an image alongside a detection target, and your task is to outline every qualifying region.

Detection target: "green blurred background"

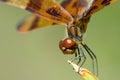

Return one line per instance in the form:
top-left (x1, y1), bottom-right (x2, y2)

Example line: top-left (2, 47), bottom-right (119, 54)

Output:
top-left (0, 1), bottom-right (120, 80)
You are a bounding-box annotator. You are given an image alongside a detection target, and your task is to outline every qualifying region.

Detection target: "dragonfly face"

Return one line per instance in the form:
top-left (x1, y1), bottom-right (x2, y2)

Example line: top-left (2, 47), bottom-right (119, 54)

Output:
top-left (59, 37), bottom-right (77, 54)
top-left (0, 0), bottom-right (116, 76)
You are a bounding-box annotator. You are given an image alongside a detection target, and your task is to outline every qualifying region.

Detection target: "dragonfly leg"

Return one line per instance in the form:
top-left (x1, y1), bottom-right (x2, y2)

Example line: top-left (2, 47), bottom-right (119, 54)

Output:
top-left (70, 46), bottom-right (86, 67)
top-left (77, 46), bottom-right (86, 67)
top-left (70, 51), bottom-right (80, 62)
top-left (81, 42), bottom-right (98, 76)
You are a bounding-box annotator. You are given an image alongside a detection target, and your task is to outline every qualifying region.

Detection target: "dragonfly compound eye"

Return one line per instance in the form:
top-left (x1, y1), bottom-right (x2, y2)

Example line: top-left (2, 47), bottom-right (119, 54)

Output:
top-left (59, 38), bottom-right (77, 54)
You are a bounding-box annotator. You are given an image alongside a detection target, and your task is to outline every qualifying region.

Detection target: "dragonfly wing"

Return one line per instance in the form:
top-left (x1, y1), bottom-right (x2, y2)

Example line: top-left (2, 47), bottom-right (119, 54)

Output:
top-left (0, 0), bottom-right (73, 24)
top-left (17, 15), bottom-right (64, 33)
top-left (61, 0), bottom-right (94, 19)
top-left (79, 0), bottom-right (116, 33)
top-left (85, 0), bottom-right (116, 17)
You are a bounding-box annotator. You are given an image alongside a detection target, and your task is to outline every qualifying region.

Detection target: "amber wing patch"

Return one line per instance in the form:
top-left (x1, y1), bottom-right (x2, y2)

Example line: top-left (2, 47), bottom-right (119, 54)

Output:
top-left (61, 0), bottom-right (94, 20)
top-left (17, 15), bottom-right (64, 33)
top-left (0, 0), bottom-right (73, 24)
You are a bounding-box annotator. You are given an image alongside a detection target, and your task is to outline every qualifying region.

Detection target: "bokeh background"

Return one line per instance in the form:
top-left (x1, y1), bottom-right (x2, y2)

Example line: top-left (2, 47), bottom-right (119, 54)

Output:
top-left (0, 1), bottom-right (120, 80)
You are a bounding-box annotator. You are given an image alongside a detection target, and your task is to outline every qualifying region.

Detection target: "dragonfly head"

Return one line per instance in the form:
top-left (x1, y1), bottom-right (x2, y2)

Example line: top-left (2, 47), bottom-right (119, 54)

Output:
top-left (59, 37), bottom-right (77, 54)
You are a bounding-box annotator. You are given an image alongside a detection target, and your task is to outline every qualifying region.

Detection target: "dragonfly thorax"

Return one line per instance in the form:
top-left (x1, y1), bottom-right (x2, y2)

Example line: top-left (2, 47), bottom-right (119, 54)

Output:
top-left (67, 21), bottom-right (83, 41)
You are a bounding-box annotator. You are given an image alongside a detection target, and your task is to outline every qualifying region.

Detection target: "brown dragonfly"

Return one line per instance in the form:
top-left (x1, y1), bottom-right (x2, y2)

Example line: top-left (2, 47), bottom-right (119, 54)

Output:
top-left (0, 0), bottom-right (116, 76)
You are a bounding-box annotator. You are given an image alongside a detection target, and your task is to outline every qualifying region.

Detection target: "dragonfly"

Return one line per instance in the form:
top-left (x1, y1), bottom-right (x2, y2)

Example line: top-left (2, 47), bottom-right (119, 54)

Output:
top-left (0, 0), bottom-right (116, 76)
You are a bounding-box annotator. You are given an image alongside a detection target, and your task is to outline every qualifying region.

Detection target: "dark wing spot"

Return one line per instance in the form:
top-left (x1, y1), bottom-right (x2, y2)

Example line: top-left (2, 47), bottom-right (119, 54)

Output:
top-left (101, 0), bottom-right (111, 6)
top-left (26, 0), bottom-right (41, 13)
top-left (29, 16), bottom-right (39, 30)
top-left (72, 0), bottom-right (88, 8)
top-left (0, 0), bottom-right (8, 2)
top-left (46, 7), bottom-right (61, 17)
top-left (85, 6), bottom-right (98, 17)
top-left (72, 1), bottom-right (81, 8)
top-left (17, 16), bottom-right (39, 31)
top-left (61, 0), bottom-right (72, 8)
